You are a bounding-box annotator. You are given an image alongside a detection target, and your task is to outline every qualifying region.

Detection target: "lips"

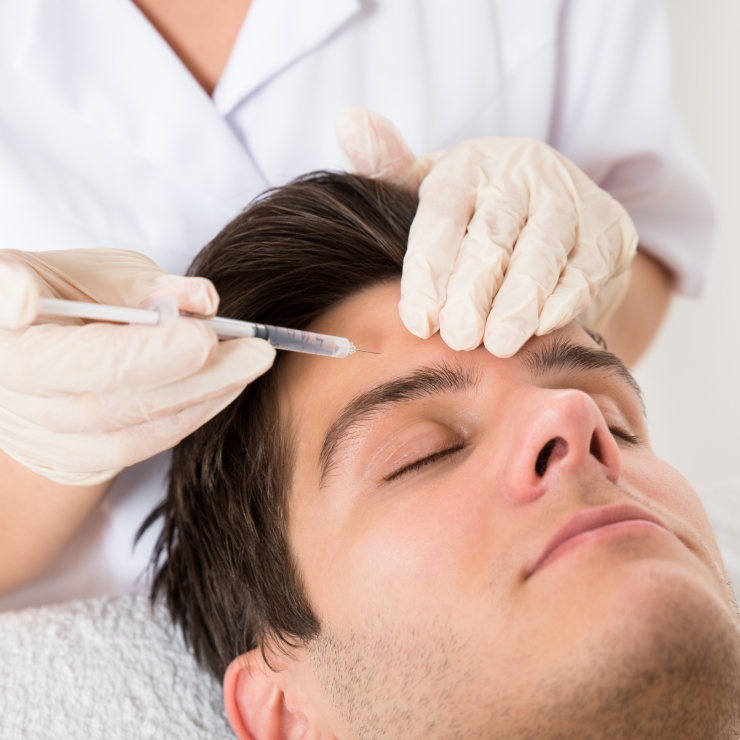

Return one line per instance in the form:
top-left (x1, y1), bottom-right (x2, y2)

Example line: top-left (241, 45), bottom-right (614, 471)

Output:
top-left (526, 503), bottom-right (671, 579)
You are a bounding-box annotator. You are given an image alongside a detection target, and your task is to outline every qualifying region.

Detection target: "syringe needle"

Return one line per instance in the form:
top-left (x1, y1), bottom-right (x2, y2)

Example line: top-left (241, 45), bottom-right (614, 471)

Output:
top-left (354, 349), bottom-right (381, 355)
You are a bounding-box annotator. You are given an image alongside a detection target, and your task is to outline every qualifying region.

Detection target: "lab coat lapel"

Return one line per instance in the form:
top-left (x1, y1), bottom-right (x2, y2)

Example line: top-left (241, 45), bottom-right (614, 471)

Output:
top-left (213, 0), bottom-right (362, 116)
top-left (16, 0), bottom-right (263, 210)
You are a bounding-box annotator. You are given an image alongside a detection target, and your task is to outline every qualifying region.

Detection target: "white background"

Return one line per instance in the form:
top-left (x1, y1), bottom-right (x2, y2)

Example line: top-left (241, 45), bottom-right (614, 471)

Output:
top-left (634, 0), bottom-right (740, 490)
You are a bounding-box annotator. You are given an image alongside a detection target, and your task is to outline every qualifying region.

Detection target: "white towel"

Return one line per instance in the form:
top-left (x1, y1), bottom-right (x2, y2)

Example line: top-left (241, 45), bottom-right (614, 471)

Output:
top-left (0, 594), bottom-right (233, 740)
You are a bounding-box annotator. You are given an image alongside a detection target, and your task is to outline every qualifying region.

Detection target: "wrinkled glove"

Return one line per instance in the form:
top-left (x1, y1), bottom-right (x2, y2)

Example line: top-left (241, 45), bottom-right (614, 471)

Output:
top-left (336, 108), bottom-right (638, 357)
top-left (0, 249), bottom-right (275, 486)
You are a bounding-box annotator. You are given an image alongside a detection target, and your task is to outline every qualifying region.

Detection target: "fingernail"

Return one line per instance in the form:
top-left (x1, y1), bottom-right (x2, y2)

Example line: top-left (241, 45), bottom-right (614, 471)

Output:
top-left (484, 324), bottom-right (530, 358)
top-left (439, 308), bottom-right (484, 351)
top-left (0, 263), bottom-right (39, 330)
top-left (249, 337), bottom-right (277, 361)
top-left (398, 302), bottom-right (438, 339)
top-left (186, 279), bottom-right (218, 315)
top-left (538, 295), bottom-right (579, 335)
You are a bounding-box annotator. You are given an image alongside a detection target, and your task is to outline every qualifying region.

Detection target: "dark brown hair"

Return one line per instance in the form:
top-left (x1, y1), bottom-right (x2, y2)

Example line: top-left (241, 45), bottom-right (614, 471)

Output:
top-left (142, 172), bottom-right (417, 679)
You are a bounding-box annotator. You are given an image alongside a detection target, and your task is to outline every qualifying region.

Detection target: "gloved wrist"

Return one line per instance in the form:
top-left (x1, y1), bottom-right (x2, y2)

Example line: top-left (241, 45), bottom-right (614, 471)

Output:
top-left (22, 460), bottom-right (123, 487)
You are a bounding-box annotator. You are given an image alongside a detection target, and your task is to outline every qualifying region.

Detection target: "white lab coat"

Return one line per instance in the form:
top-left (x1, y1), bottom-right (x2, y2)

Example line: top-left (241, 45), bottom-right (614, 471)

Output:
top-left (0, 0), bottom-right (714, 611)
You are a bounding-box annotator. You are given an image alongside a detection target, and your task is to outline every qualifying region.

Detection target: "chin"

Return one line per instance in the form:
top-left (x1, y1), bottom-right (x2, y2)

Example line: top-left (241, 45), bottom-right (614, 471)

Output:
top-left (532, 559), bottom-right (740, 740)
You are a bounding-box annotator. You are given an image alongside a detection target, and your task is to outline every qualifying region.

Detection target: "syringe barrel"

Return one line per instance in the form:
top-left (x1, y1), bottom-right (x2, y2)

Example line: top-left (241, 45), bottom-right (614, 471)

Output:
top-left (186, 316), bottom-right (355, 357)
top-left (256, 324), bottom-right (354, 358)
top-left (203, 316), bottom-right (258, 339)
top-left (34, 300), bottom-right (357, 358)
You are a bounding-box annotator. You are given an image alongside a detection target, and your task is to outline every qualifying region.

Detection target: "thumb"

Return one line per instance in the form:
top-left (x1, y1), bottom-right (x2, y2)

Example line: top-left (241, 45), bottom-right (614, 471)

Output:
top-left (0, 256), bottom-right (41, 330)
top-left (335, 107), bottom-right (426, 192)
top-left (6, 248), bottom-right (220, 317)
top-left (143, 273), bottom-right (220, 317)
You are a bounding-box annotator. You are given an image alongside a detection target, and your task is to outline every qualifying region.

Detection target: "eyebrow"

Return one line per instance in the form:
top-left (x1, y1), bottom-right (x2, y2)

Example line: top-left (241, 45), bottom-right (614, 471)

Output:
top-left (318, 336), bottom-right (644, 484)
top-left (319, 361), bottom-right (479, 483)
top-left (520, 335), bottom-right (644, 411)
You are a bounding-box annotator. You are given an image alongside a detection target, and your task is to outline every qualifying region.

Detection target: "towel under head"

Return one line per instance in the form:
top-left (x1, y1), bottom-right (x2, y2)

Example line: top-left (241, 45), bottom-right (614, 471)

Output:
top-left (0, 594), bottom-right (232, 740)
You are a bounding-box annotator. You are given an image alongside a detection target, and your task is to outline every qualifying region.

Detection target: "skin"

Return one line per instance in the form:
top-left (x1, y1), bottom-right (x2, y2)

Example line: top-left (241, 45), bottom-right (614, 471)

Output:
top-left (225, 281), bottom-right (740, 740)
top-left (0, 450), bottom-right (112, 593)
top-left (132, 0), bottom-right (253, 96)
top-left (599, 250), bottom-right (674, 366)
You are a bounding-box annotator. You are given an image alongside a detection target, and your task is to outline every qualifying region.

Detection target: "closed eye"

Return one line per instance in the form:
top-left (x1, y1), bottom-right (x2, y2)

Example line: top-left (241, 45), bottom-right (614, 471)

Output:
top-left (609, 426), bottom-right (640, 445)
top-left (384, 427), bottom-right (635, 483)
top-left (384, 444), bottom-right (467, 482)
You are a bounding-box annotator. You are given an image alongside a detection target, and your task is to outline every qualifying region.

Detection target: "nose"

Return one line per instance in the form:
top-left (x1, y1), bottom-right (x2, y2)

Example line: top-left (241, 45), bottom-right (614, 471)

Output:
top-left (502, 389), bottom-right (621, 503)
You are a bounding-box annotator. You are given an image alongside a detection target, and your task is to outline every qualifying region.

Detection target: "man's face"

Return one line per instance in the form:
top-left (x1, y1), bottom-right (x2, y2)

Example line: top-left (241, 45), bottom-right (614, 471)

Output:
top-left (276, 281), bottom-right (740, 739)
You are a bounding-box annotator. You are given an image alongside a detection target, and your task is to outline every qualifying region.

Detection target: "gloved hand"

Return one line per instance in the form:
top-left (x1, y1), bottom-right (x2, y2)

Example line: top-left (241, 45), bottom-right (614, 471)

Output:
top-left (336, 108), bottom-right (638, 357)
top-left (0, 249), bottom-right (275, 485)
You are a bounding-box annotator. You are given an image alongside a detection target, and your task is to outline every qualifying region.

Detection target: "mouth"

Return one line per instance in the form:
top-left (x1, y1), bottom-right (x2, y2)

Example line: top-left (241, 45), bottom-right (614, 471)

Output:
top-left (526, 503), bottom-right (673, 579)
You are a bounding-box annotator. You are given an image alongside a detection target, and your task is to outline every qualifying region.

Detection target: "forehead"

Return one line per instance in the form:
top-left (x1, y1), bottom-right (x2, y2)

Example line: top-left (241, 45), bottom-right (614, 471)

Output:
top-left (278, 281), bottom-right (600, 455)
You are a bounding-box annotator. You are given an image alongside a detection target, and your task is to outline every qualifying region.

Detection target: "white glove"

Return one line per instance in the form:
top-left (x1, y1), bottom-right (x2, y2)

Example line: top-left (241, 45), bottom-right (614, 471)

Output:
top-left (0, 249), bottom-right (275, 486)
top-left (336, 108), bottom-right (638, 357)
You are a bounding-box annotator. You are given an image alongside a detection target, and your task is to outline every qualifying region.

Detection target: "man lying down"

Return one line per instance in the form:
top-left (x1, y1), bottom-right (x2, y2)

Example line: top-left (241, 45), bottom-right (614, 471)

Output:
top-left (144, 172), bottom-right (740, 740)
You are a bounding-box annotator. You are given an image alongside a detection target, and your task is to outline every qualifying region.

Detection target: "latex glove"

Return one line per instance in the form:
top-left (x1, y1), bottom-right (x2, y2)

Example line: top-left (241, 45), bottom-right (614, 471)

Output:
top-left (0, 249), bottom-right (275, 485)
top-left (336, 108), bottom-right (638, 357)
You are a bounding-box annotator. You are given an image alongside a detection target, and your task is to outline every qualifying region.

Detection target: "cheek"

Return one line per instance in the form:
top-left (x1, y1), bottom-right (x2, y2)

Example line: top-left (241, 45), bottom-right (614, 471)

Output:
top-left (299, 476), bottom-right (501, 628)
top-left (621, 451), bottom-right (721, 560)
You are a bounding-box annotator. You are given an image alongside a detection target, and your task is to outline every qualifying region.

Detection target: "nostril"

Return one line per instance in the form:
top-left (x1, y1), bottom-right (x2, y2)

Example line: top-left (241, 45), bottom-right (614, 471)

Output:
top-left (589, 432), bottom-right (603, 464)
top-left (535, 437), bottom-right (567, 477)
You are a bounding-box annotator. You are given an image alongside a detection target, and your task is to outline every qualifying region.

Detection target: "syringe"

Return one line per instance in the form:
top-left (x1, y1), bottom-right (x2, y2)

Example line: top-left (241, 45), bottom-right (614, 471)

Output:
top-left (36, 297), bottom-right (364, 359)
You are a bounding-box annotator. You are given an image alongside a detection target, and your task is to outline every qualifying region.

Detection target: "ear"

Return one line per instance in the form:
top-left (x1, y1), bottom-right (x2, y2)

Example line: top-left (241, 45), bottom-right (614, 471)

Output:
top-left (224, 649), bottom-right (312, 740)
top-left (335, 107), bottom-right (431, 192)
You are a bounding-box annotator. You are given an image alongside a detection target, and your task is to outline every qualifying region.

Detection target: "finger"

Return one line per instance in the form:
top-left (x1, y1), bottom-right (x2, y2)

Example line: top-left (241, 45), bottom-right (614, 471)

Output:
top-left (575, 272), bottom-right (632, 331)
top-left (0, 318), bottom-right (219, 396)
top-left (438, 189), bottom-right (527, 351)
top-left (114, 337), bottom-right (275, 427)
top-left (55, 249), bottom-right (220, 315)
top-left (483, 202), bottom-right (577, 357)
top-left (106, 387), bottom-right (249, 470)
top-left (535, 266), bottom-right (592, 335)
top-left (0, 338), bottom-right (275, 433)
top-left (0, 256), bottom-right (41, 330)
top-left (5, 248), bottom-right (161, 304)
top-left (537, 213), bottom-right (637, 335)
top-left (5, 248), bottom-right (220, 316)
top-left (399, 152), bottom-right (478, 338)
top-left (0, 387), bottom-right (248, 476)
top-left (145, 274), bottom-right (220, 316)
top-left (335, 107), bottom-right (428, 192)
